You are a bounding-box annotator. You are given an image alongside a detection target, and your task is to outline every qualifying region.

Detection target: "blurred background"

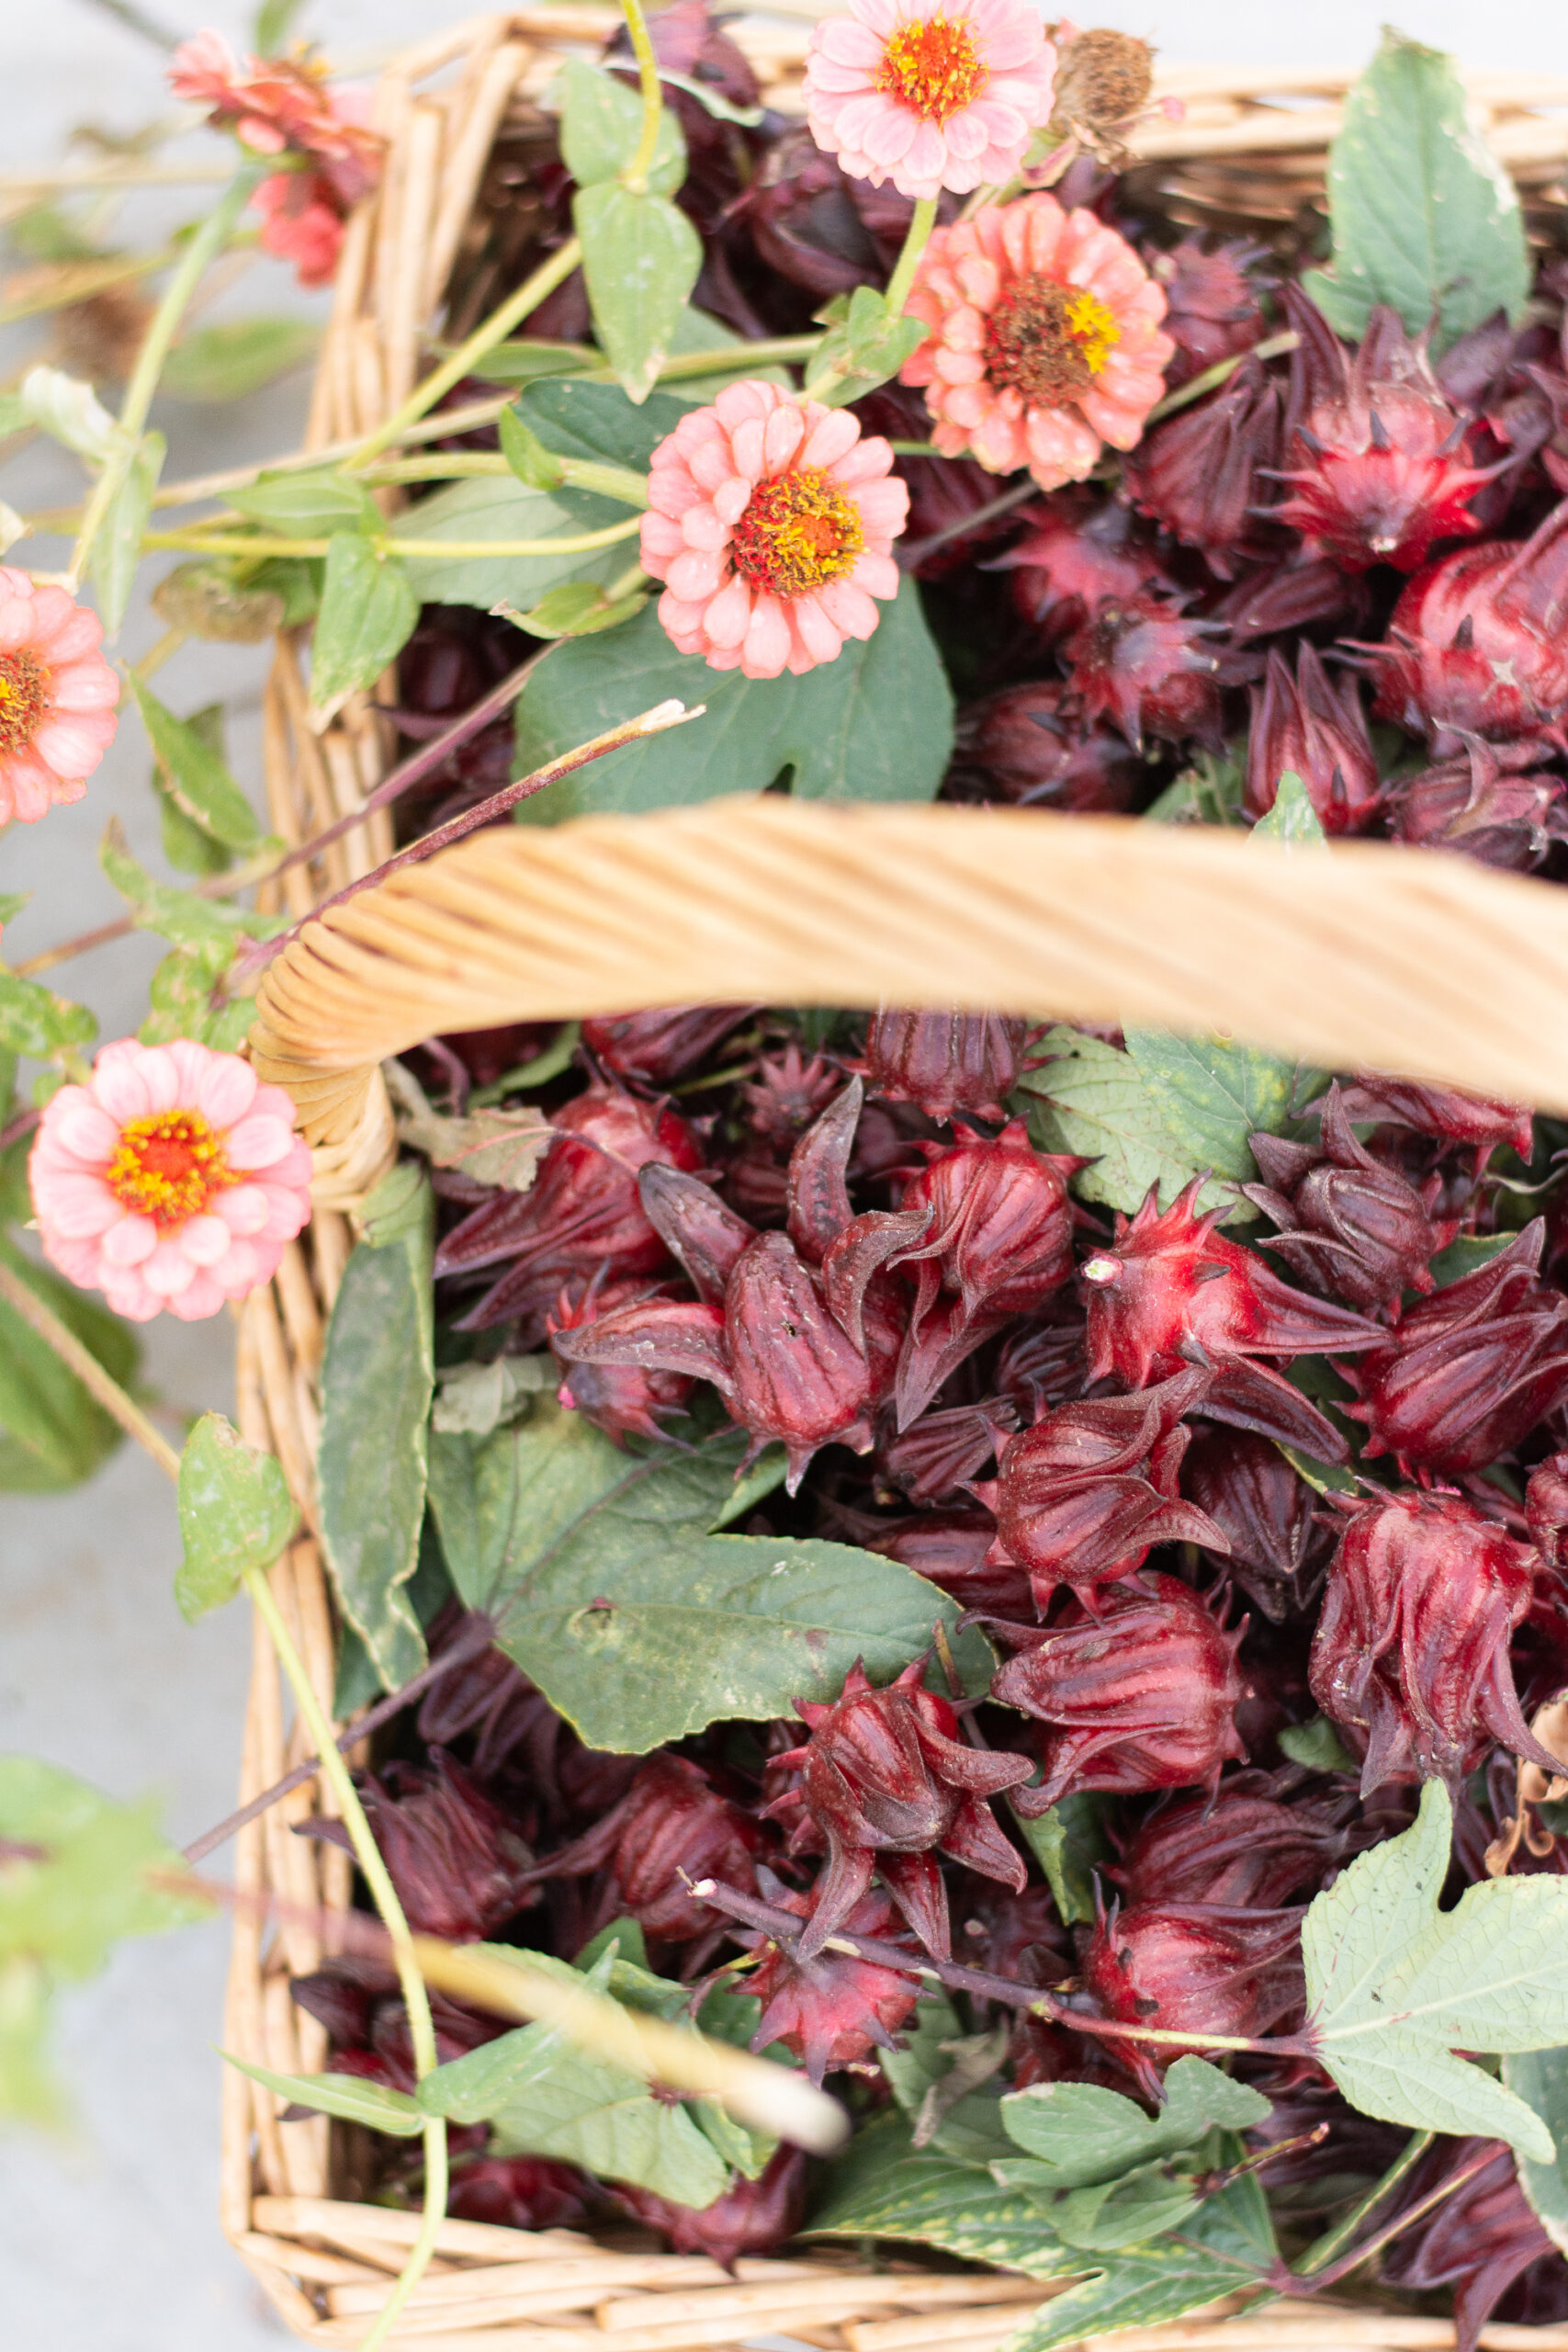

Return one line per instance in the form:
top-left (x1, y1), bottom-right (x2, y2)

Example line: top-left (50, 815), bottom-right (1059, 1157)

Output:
top-left (2, 1), bottom-right (1564, 2344)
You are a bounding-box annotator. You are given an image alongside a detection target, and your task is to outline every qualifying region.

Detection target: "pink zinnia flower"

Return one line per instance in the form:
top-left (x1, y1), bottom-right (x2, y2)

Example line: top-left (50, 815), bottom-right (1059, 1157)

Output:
top-left (639, 381), bottom-right (908, 679)
top-left (29, 1040), bottom-right (313, 1324)
top-left (252, 170), bottom-right (345, 289)
top-left (0, 570), bottom-right (118, 827)
top-left (804, 0), bottom-right (1057, 201)
top-left (900, 194), bottom-right (1175, 490)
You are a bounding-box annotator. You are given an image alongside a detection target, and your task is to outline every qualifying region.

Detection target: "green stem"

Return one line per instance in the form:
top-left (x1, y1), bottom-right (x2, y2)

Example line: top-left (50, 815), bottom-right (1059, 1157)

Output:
top-left (66, 162), bottom-right (262, 592)
top-left (241, 1564), bottom-right (448, 2350)
top-left (0, 1256), bottom-right (181, 1478)
top-left (141, 515), bottom-right (644, 560)
top-left (1291, 2131), bottom-right (1431, 2280)
top-left (883, 196), bottom-right (939, 320)
top-left (619, 0), bottom-right (666, 193)
top-left (1145, 328), bottom-right (1301, 425)
top-left (344, 238), bottom-right (582, 470)
top-left (468, 1023), bottom-right (582, 1106)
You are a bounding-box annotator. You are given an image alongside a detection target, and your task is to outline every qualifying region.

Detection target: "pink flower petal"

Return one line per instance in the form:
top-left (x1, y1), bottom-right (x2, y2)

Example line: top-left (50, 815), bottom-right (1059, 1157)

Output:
top-left (101, 1214), bottom-right (159, 1267)
top-left (226, 1112), bottom-right (296, 1170)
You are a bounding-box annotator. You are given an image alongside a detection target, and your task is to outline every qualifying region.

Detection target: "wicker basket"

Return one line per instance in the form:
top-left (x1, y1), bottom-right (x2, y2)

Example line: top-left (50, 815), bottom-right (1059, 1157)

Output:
top-left (223, 14), bottom-right (1568, 2346)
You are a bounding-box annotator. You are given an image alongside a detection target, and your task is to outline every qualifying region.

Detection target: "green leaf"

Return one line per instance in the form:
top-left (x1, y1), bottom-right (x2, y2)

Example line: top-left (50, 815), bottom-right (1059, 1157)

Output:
top-left (998, 2061), bottom-right (1270, 2192)
top-left (513, 582), bottom-right (953, 819)
top-left (161, 318), bottom-right (319, 402)
top-left (1251, 769), bottom-right (1328, 849)
top-left (253, 0), bottom-right (307, 50)
top-left (1044, 2163), bottom-right (1202, 2254)
top-left (152, 559), bottom-right (288, 645)
top-left (19, 364), bottom-right (122, 462)
top-left (228, 468), bottom-right (379, 537)
top-left (999, 2174), bottom-right (1278, 2352)
top-left (175, 1411), bottom-right (296, 1623)
top-left (654, 305), bottom-right (795, 401)
top-left (431, 1353), bottom-right (554, 1438)
top-left (499, 404), bottom-right (568, 491)
top-left (220, 2052), bottom-right (424, 2134)
top-left (141, 944), bottom-right (254, 1053)
top-left (0, 1241), bottom-right (139, 1493)
top-left (1303, 32), bottom-right (1529, 352)
top-left (0, 1955), bottom-right (61, 2128)
top-left (1009, 1792), bottom-right (1108, 1927)
top-left (92, 430), bottom-right (164, 639)
top-left (1427, 1231), bottom-right (1521, 1287)
top-left (517, 378), bottom-right (690, 473)
top-left (247, 555), bottom-right (322, 627)
top-left (505, 582), bottom-right (648, 640)
top-left (395, 474), bottom-right (634, 612)
top-left (0, 971), bottom-right (96, 1060)
top-left (554, 56), bottom-right (686, 196)
top-left (1144, 749), bottom-right (1247, 828)
top-left (99, 821), bottom-right (284, 958)
top-left (309, 536), bottom-right (419, 720)
top-left (1506, 2047), bottom-right (1568, 2254)
top-left (391, 1069), bottom-right (553, 1191)
top-left (426, 1397), bottom-right (991, 1751)
top-left (1013, 1028), bottom-right (1221, 1218)
top-left (877, 1993), bottom-right (1010, 2165)
top-left (808, 2112), bottom-right (1082, 2275)
top-left (1303, 1779), bottom-right (1568, 2159)
top-left (318, 1178), bottom-right (434, 1690)
top-left (808, 285), bottom-right (931, 407)
top-left (129, 675), bottom-right (262, 855)
top-left (1277, 1715), bottom-right (1358, 1771)
top-left (1122, 1029), bottom-right (1296, 1183)
top-left (0, 1755), bottom-right (208, 1982)
top-left (576, 183), bottom-right (703, 405)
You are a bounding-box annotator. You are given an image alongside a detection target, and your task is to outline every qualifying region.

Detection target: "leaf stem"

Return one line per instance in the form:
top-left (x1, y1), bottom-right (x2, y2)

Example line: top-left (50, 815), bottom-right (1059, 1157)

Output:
top-left (0, 1256), bottom-right (181, 1479)
top-left (141, 515), bottom-right (645, 560)
top-left (241, 1564), bottom-right (447, 2351)
top-left (883, 196), bottom-right (939, 322)
top-left (1290, 2130), bottom-right (1431, 2278)
top-left (344, 239), bottom-right (583, 471)
top-left (1144, 330), bottom-right (1301, 425)
top-left (66, 163), bottom-right (262, 593)
top-left (619, 0), bottom-right (667, 194)
top-left (1299, 2141), bottom-right (1495, 2296)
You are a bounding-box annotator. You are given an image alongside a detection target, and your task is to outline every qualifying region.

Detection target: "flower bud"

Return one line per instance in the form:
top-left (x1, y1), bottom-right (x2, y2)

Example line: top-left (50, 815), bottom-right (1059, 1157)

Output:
top-left (992, 1573), bottom-right (1249, 1811)
top-left (1148, 235), bottom-right (1273, 388)
top-left (878, 1400), bottom-right (1017, 1506)
top-left (727, 1230), bottom-right (879, 1488)
top-left (768, 1657), bottom-right (1032, 1958)
top-left (528, 1755), bottom-right (770, 1945)
top-left (1062, 591), bottom-right (1230, 752)
top-left (1179, 1424), bottom-right (1329, 1622)
top-left (1124, 357), bottom-right (1281, 580)
top-left (1331, 1076), bottom-right (1533, 1163)
top-left (1214, 549), bottom-right (1367, 647)
top-left (436, 1082), bottom-right (703, 1337)
top-left (548, 1278), bottom-right (694, 1447)
top-left (996, 495), bottom-right (1168, 646)
top-left (735, 1881), bottom-right (919, 2083)
top-left (1385, 738), bottom-right (1568, 870)
top-left (1244, 643), bottom-right (1380, 834)
top-left (1077, 1898), bottom-right (1303, 2098)
top-left (993, 1306), bottom-right (1090, 1419)
top-left (300, 1751), bottom-right (536, 1941)
top-left (1080, 1175), bottom-right (1383, 1390)
top-left (725, 1043), bottom-right (841, 1226)
top-left (982, 1369), bottom-right (1227, 1607)
top-left (1245, 1082), bottom-right (1455, 1310)
top-left (1378, 2137), bottom-right (1557, 2352)
top-left (947, 682), bottom-right (1145, 813)
top-left (1111, 1777), bottom-right (1352, 1907)
top-left (581, 1005), bottom-right (754, 1086)
top-left (449, 2156), bottom-right (592, 2232)
top-left (1343, 1221), bottom-right (1568, 1474)
top-left (615, 2145), bottom-right (807, 2268)
top-left (1309, 1488), bottom-right (1562, 1792)
top-left (852, 1009), bottom-right (1031, 1126)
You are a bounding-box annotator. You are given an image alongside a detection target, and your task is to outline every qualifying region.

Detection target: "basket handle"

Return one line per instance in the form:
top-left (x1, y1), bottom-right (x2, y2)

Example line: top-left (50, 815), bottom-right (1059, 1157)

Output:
top-left (250, 796), bottom-right (1568, 1144)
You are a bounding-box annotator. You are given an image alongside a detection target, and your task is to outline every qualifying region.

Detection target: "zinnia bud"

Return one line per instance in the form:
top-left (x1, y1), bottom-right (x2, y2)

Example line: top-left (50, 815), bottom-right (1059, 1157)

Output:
top-left (1244, 642), bottom-right (1380, 834)
top-left (992, 1572), bottom-right (1249, 1811)
top-left (980, 1369), bottom-right (1228, 1607)
top-left (852, 1009), bottom-right (1031, 1125)
top-left (1111, 1777), bottom-right (1352, 1907)
top-left (1244, 1082), bottom-right (1456, 1310)
top-left (767, 1657), bottom-right (1032, 1958)
top-left (1378, 2137), bottom-right (1558, 2352)
top-left (1308, 1488), bottom-right (1562, 1792)
top-left (1124, 357), bottom-right (1281, 580)
top-left (615, 2145), bottom-right (807, 2268)
top-left (301, 1751), bottom-right (536, 1942)
top-left (1342, 1221), bottom-right (1568, 1474)
top-left (1077, 1898), bottom-right (1303, 2098)
top-left (526, 1755), bottom-right (770, 1945)
top-left (734, 1879), bottom-right (919, 2083)
top-left (1080, 1175), bottom-right (1383, 1390)
top-left (1179, 1424), bottom-right (1329, 1623)
top-left (581, 1005), bottom-right (754, 1085)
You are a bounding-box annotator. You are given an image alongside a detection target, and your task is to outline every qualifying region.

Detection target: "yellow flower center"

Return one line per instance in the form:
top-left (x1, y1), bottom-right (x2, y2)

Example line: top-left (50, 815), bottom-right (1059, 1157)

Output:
top-left (730, 469), bottom-right (865, 600)
top-left (876, 14), bottom-right (987, 120)
top-left (106, 1109), bottom-right (234, 1229)
top-left (0, 650), bottom-right (47, 755)
top-left (984, 277), bottom-right (1121, 407)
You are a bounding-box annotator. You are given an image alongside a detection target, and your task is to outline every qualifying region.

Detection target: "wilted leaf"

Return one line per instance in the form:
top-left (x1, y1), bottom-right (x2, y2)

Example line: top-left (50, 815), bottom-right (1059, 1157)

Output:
top-left (396, 1099), bottom-right (553, 1191)
top-left (151, 560), bottom-right (288, 643)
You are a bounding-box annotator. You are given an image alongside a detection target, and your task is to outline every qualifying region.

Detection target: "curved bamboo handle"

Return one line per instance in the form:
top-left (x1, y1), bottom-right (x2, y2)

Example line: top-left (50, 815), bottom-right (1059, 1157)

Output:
top-left (249, 797), bottom-right (1568, 1144)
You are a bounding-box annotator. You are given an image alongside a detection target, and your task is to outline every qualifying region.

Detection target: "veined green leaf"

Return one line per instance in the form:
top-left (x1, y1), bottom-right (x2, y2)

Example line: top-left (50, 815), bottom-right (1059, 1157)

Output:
top-left (553, 56), bottom-right (686, 196)
top-left (175, 1411), bottom-right (296, 1623)
top-left (576, 183), bottom-right (703, 404)
top-left (309, 536), bottom-right (419, 720)
top-left (161, 318), bottom-right (318, 402)
top-left (1013, 1028), bottom-right (1224, 1218)
top-left (227, 469), bottom-right (378, 537)
top-left (394, 473), bottom-right (634, 611)
top-left (129, 675), bottom-right (262, 855)
top-left (0, 971), bottom-right (96, 1061)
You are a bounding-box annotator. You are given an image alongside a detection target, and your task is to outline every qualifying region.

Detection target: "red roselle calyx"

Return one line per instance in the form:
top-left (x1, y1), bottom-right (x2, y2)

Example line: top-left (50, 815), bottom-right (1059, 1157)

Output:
top-left (1243, 1082), bottom-right (1457, 1311)
top-left (581, 1005), bottom-right (754, 1086)
top-left (1275, 295), bottom-right (1503, 573)
top-left (851, 1008), bottom-right (1030, 1125)
top-left (1077, 1898), bottom-right (1304, 2098)
top-left (1179, 1424), bottom-right (1329, 1623)
top-left (1061, 590), bottom-right (1229, 752)
top-left (997, 497), bottom-right (1168, 646)
top-left (1331, 1076), bottom-right (1534, 1163)
top-left (434, 1081), bottom-right (703, 1337)
top-left (299, 1751), bottom-right (536, 1942)
top-left (947, 682), bottom-right (1145, 814)
top-left (547, 1277), bottom-right (694, 1447)
top-left (766, 1657), bottom-right (1032, 1959)
top-left (976, 1368), bottom-right (1228, 1608)
top-left (1378, 2138), bottom-right (1558, 2352)
top-left (1342, 1221), bottom-right (1568, 1474)
top-left (1149, 235), bottom-right (1273, 388)
top-left (1123, 356), bottom-right (1280, 580)
top-left (1384, 738), bottom-right (1568, 871)
top-left (878, 1399), bottom-right (1017, 1506)
top-left (734, 1879), bottom-right (920, 2083)
top-left (1308, 1488), bottom-right (1562, 1792)
top-left (1080, 1175), bottom-right (1383, 1387)
top-left (524, 1755), bottom-right (770, 1946)
top-left (449, 2157), bottom-right (594, 2233)
top-left (1244, 643), bottom-right (1380, 835)
top-left (1111, 1777), bottom-right (1352, 1908)
top-left (991, 1572), bottom-right (1249, 1812)
top-left (724, 1042), bottom-right (842, 1225)
top-left (615, 2145), bottom-right (807, 2269)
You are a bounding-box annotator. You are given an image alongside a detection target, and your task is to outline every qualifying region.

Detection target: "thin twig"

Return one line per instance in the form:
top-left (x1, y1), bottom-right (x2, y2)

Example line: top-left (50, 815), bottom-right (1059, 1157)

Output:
top-left (0, 1256), bottom-right (180, 1479)
top-left (1143, 329), bottom-right (1302, 425)
top-left (897, 479), bottom-right (1038, 571)
top-left (1301, 2144), bottom-right (1496, 2294)
top-left (142, 516), bottom-right (643, 560)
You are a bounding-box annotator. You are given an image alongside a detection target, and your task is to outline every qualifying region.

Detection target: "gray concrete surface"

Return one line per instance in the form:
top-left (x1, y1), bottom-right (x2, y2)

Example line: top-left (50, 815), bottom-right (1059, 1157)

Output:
top-left (2, 0), bottom-right (1565, 2345)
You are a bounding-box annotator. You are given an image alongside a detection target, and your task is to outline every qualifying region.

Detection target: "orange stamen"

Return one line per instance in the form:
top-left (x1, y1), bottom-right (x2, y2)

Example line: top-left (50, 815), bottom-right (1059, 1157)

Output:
top-left (106, 1109), bottom-right (235, 1229)
top-left (730, 470), bottom-right (865, 600)
top-left (876, 15), bottom-right (987, 120)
